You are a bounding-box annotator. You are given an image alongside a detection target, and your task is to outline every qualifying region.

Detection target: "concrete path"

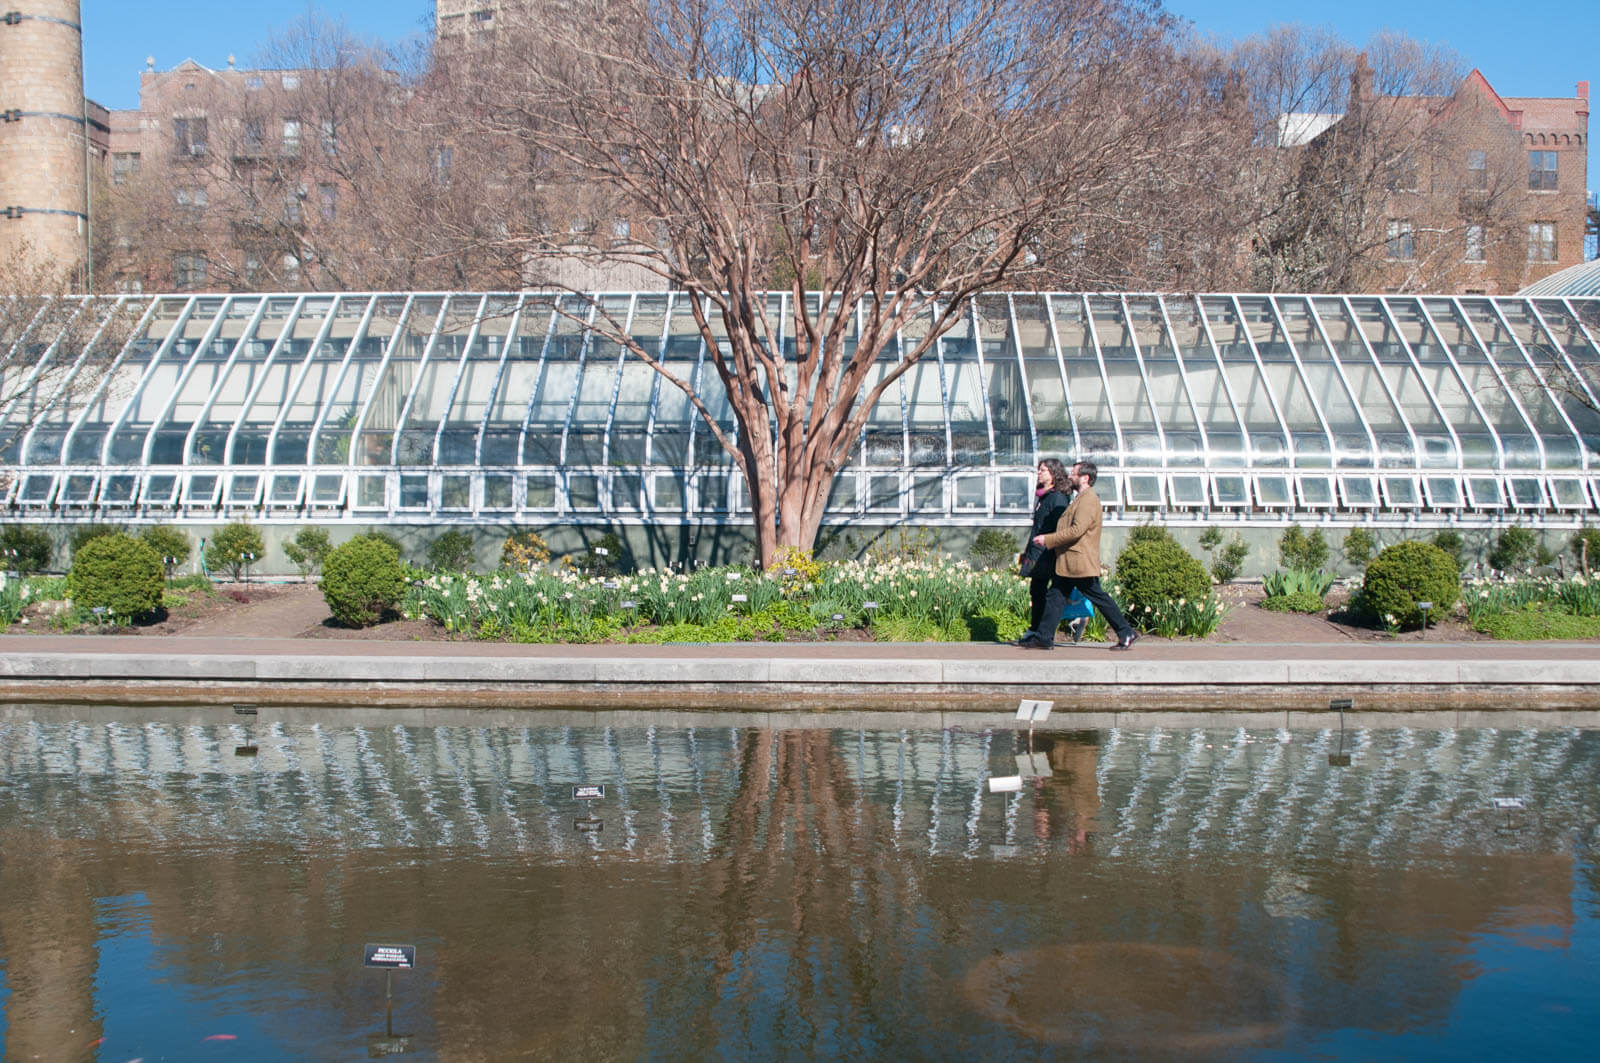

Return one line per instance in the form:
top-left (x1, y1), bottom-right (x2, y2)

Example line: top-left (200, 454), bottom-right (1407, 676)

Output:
top-left (1, 633), bottom-right (1597, 716)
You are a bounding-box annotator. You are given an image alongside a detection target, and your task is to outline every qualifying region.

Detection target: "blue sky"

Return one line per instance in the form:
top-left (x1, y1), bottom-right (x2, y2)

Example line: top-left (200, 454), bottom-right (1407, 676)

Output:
top-left (82, 0), bottom-right (1595, 188)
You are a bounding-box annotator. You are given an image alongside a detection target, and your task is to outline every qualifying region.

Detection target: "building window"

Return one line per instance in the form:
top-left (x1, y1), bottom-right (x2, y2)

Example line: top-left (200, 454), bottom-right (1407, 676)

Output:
top-left (1387, 153), bottom-right (1418, 192)
top-left (612, 218), bottom-right (631, 241)
top-left (1465, 224), bottom-right (1485, 263)
top-left (173, 253), bottom-right (207, 289)
top-left (1385, 218), bottom-right (1414, 261)
top-left (282, 118), bottom-right (301, 156)
top-left (1466, 149), bottom-right (1487, 190)
top-left (432, 145), bottom-right (453, 185)
top-left (319, 119), bottom-right (337, 156)
top-left (1528, 221), bottom-right (1557, 262)
top-left (318, 183), bottom-right (337, 221)
top-left (1529, 150), bottom-right (1558, 191)
top-left (242, 119), bottom-right (265, 155)
top-left (473, 8), bottom-right (494, 22)
top-left (174, 186), bottom-right (208, 208)
top-left (284, 194), bottom-right (302, 225)
top-left (111, 152), bottom-right (140, 185)
top-left (281, 73), bottom-right (300, 91)
top-left (173, 117), bottom-right (208, 157)
top-left (282, 254), bottom-right (301, 283)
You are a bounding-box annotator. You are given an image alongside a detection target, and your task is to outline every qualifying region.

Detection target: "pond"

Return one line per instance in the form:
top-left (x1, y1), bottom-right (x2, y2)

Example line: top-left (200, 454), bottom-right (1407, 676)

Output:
top-left (1, 709), bottom-right (1597, 1060)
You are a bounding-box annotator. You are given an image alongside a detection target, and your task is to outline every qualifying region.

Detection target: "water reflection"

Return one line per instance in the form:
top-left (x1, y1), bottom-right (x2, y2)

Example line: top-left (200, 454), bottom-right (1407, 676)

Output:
top-left (1, 716), bottom-right (1597, 1060)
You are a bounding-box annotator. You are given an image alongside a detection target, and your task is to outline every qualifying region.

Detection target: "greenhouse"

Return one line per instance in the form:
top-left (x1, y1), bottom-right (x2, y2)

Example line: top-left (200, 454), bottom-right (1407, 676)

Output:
top-left (3, 291), bottom-right (1599, 545)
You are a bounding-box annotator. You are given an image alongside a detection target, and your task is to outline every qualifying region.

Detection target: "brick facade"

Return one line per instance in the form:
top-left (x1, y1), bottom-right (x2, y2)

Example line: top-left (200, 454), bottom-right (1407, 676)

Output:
top-left (1364, 70), bottom-right (1589, 294)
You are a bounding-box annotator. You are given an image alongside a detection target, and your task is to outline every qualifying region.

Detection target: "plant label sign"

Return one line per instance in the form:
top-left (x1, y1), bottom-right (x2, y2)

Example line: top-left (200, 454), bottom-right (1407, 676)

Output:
top-left (363, 944), bottom-right (417, 970)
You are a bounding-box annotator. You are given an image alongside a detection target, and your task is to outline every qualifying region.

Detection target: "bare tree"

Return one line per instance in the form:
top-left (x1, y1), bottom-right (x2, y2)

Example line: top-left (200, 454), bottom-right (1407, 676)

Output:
top-left (453, 0), bottom-right (1226, 564)
top-left (1227, 28), bottom-right (1529, 293)
top-left (95, 9), bottom-right (526, 293)
top-left (0, 242), bottom-right (137, 467)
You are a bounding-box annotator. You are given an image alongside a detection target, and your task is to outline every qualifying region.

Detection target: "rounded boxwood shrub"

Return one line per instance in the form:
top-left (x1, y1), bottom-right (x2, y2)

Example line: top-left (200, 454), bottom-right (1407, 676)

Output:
top-left (322, 535), bottom-right (407, 628)
top-left (1361, 541), bottom-right (1460, 630)
top-left (1113, 528), bottom-right (1210, 618)
top-left (67, 533), bottom-right (165, 622)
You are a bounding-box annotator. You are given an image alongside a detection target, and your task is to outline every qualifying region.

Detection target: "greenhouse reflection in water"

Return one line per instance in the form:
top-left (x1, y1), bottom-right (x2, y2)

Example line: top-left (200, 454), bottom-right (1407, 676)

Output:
top-left (1, 715), bottom-right (1598, 1060)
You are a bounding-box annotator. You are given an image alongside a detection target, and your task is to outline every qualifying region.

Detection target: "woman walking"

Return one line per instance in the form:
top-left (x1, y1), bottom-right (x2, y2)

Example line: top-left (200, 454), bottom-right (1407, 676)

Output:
top-left (1016, 459), bottom-right (1076, 644)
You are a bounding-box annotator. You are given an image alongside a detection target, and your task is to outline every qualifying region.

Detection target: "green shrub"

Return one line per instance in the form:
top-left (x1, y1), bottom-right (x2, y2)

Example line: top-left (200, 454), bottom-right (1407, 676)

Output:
top-left (1361, 541), bottom-right (1460, 630)
top-left (322, 536), bottom-right (407, 628)
top-left (1113, 528), bottom-right (1210, 617)
top-left (361, 530), bottom-right (405, 559)
top-left (500, 529), bottom-right (552, 571)
top-left (206, 522), bottom-right (267, 580)
top-left (1127, 524), bottom-right (1170, 546)
top-left (0, 525), bottom-right (53, 575)
top-left (1278, 524), bottom-right (1329, 570)
top-left (1488, 525), bottom-right (1538, 573)
top-left (1206, 535), bottom-right (1249, 583)
top-left (427, 529), bottom-right (477, 572)
top-left (576, 532), bottom-right (624, 577)
top-left (140, 525), bottom-right (192, 577)
top-left (66, 533), bottom-right (165, 623)
top-left (970, 528), bottom-right (1019, 570)
top-left (283, 527), bottom-right (333, 577)
top-left (1431, 530), bottom-right (1465, 569)
top-left (1342, 528), bottom-right (1376, 569)
top-left (1261, 591), bottom-right (1327, 614)
top-left (70, 524), bottom-right (126, 556)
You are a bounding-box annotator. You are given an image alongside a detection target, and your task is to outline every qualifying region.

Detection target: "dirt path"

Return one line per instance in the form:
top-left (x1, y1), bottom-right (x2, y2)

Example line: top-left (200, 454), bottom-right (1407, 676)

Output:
top-left (176, 582), bottom-right (332, 638)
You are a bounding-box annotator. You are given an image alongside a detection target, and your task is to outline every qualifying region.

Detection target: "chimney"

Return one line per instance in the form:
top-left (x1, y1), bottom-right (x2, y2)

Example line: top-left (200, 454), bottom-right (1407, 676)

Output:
top-left (1349, 53), bottom-right (1375, 109)
top-left (1578, 80), bottom-right (1589, 100)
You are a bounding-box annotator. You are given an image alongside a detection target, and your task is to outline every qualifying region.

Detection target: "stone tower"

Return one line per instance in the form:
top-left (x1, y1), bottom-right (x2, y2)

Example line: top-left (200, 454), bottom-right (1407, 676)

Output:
top-left (0, 1), bottom-right (89, 286)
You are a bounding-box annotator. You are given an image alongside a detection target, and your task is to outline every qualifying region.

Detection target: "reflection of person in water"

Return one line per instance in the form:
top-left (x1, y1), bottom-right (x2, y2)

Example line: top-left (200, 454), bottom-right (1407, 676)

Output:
top-left (1030, 730), bottom-right (1101, 852)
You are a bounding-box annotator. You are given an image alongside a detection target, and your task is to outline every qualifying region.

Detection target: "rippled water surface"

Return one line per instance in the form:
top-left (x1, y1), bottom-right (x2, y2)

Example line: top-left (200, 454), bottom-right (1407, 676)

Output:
top-left (2, 710), bottom-right (1598, 1060)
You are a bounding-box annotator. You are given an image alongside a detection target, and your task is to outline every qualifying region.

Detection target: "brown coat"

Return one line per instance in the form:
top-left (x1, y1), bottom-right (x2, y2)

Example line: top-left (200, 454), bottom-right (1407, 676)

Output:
top-left (1039, 486), bottom-right (1103, 578)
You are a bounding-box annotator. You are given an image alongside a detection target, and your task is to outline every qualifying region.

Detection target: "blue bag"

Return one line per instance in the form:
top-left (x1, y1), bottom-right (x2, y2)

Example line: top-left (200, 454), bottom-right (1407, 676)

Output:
top-left (1062, 589), bottom-right (1093, 621)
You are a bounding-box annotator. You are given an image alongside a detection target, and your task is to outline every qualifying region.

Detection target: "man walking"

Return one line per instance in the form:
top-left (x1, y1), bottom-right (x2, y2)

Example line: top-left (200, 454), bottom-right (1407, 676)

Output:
top-left (1022, 460), bottom-right (1138, 651)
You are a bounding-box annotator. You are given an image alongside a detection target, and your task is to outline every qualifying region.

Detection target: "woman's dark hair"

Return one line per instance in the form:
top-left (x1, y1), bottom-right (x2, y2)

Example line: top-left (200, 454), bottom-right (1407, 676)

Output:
top-left (1041, 458), bottom-right (1071, 493)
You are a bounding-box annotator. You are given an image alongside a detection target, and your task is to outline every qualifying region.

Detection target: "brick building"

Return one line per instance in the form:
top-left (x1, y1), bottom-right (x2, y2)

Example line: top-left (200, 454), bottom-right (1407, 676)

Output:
top-left (1306, 64), bottom-right (1590, 294)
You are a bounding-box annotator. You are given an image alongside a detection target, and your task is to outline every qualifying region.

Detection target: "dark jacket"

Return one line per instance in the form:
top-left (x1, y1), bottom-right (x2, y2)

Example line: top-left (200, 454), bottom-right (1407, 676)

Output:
top-left (1021, 488), bottom-right (1069, 575)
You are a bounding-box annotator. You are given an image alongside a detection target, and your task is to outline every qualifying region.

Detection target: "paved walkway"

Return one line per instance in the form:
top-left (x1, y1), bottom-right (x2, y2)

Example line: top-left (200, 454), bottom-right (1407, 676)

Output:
top-left (1, 633), bottom-right (1598, 717)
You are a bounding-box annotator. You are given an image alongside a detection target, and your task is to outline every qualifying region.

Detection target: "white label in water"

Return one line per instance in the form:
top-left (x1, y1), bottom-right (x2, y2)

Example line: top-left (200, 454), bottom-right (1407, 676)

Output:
top-left (1492, 796), bottom-right (1526, 810)
top-left (988, 776), bottom-right (1023, 793)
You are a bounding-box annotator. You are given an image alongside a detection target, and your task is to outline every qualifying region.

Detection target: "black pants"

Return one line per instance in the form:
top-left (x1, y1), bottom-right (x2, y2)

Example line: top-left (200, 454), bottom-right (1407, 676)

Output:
top-left (1028, 568), bottom-right (1053, 632)
top-left (1037, 574), bottom-right (1133, 643)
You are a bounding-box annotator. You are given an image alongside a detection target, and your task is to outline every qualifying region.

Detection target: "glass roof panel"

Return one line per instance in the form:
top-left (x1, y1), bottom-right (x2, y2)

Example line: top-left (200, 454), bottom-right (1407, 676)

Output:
top-left (1425, 298), bottom-right (1540, 468)
top-left (899, 306), bottom-right (946, 467)
top-left (1236, 296), bottom-right (1327, 467)
top-left (1056, 296), bottom-right (1116, 462)
top-left (976, 295), bottom-right (1027, 465)
top-left (1279, 297), bottom-right (1370, 466)
top-left (1013, 294), bottom-right (1070, 455)
top-left (1128, 296), bottom-right (1203, 467)
top-left (1200, 296), bottom-right (1288, 466)
top-left (1089, 296), bottom-right (1158, 467)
